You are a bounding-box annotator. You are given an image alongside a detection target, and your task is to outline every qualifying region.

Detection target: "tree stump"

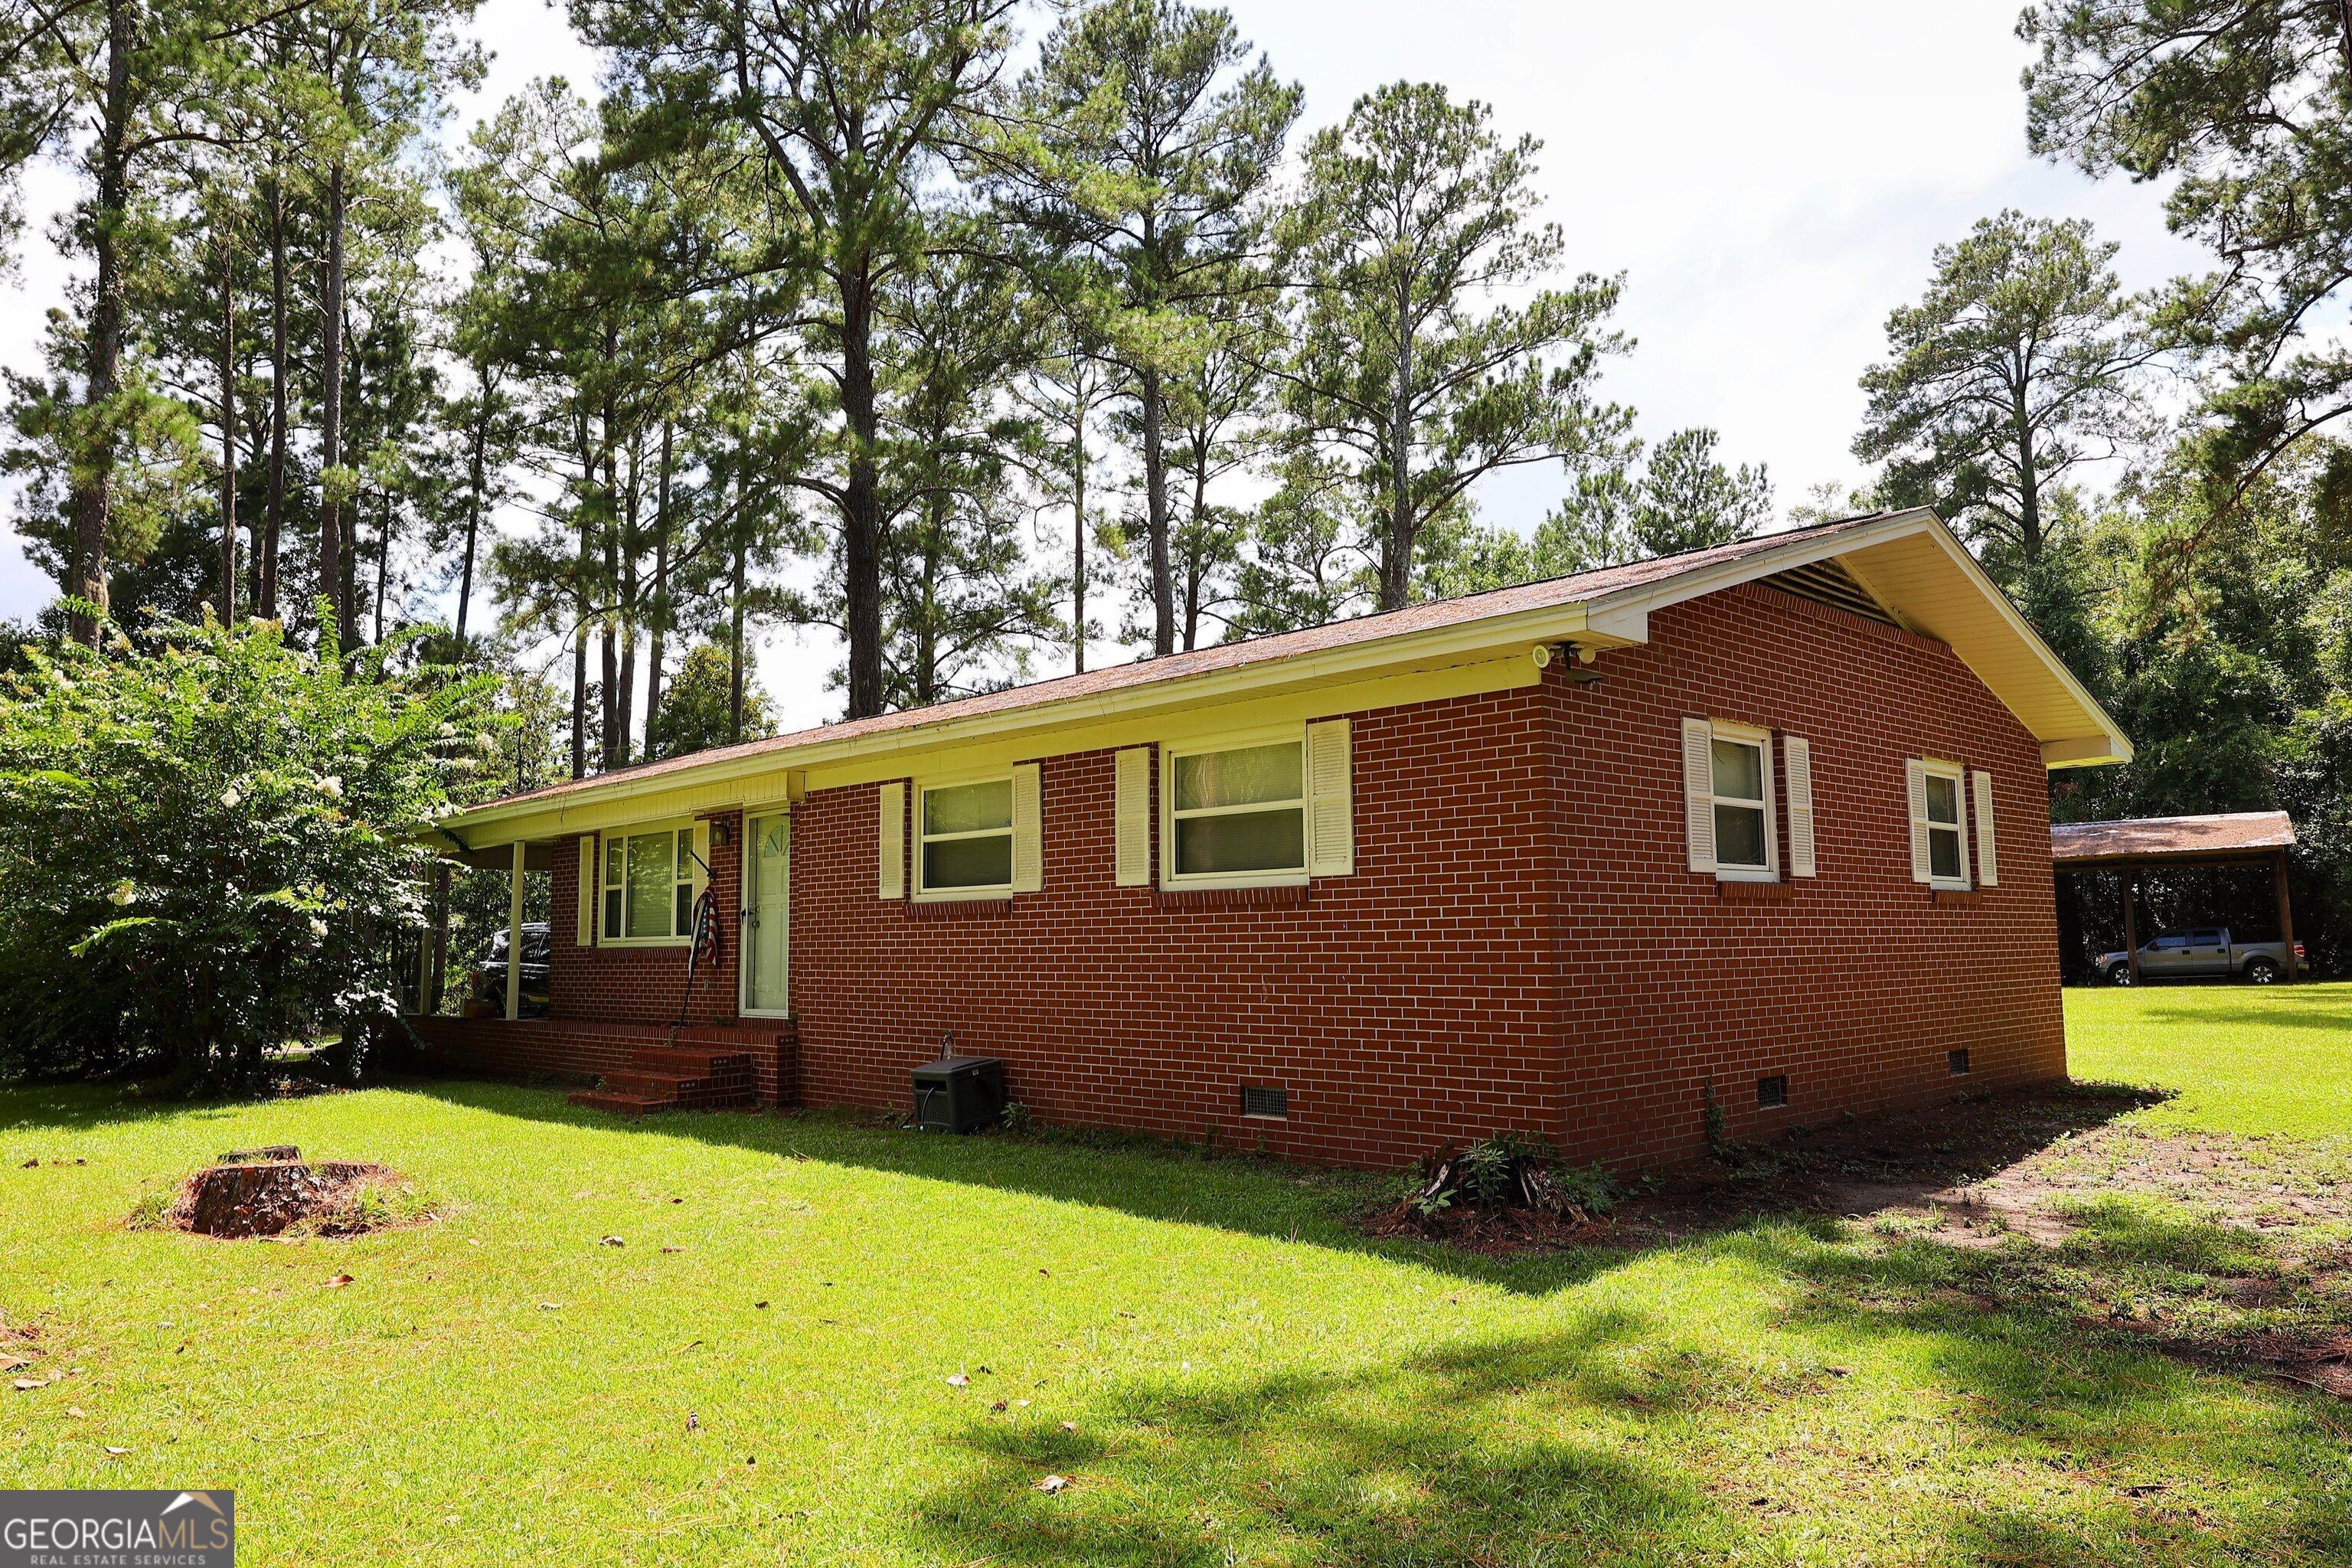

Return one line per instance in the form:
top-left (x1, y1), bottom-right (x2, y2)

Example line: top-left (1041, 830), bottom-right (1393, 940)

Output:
top-left (173, 1160), bottom-right (387, 1237)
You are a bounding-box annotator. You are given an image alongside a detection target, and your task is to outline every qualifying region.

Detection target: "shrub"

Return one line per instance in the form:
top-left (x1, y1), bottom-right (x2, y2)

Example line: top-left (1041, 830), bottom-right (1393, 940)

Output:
top-left (0, 609), bottom-right (499, 1089)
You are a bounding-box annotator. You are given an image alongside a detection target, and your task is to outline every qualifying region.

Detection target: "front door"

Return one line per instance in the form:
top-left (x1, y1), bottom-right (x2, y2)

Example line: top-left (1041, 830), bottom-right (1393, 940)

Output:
top-left (743, 812), bottom-right (789, 1014)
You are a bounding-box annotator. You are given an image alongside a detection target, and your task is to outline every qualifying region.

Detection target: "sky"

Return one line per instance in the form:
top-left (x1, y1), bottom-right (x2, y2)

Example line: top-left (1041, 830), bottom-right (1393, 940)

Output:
top-left (0, 0), bottom-right (2204, 733)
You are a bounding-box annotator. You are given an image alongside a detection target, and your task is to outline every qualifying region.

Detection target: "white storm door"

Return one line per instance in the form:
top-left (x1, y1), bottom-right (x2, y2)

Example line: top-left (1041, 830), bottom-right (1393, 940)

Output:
top-left (744, 812), bottom-right (790, 1014)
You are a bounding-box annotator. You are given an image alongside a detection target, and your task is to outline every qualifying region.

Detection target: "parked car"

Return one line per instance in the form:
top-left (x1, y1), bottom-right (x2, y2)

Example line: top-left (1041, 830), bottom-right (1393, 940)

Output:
top-left (2098, 926), bottom-right (2304, 986)
top-left (472, 922), bottom-right (550, 1016)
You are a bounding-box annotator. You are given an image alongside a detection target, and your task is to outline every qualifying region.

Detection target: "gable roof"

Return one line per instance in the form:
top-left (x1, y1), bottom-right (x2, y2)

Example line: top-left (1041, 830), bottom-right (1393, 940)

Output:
top-left (445, 508), bottom-right (2129, 844)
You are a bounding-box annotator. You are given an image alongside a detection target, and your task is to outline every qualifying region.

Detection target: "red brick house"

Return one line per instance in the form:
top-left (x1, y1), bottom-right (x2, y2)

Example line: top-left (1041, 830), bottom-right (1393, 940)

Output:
top-left (416, 509), bottom-right (2129, 1170)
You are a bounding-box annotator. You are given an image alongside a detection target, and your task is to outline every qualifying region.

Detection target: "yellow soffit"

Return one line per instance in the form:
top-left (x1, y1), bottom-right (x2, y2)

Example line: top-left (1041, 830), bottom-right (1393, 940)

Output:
top-left (451, 650), bottom-right (1550, 844)
top-left (1576, 508), bottom-right (2130, 770)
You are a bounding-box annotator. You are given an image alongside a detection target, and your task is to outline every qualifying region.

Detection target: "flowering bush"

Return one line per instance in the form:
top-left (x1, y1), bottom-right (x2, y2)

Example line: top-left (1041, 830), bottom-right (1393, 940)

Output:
top-left (0, 612), bottom-right (501, 1089)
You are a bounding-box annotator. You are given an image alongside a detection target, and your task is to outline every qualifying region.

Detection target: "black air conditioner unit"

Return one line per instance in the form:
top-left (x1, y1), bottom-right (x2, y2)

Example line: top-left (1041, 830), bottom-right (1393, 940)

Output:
top-left (912, 1054), bottom-right (1007, 1134)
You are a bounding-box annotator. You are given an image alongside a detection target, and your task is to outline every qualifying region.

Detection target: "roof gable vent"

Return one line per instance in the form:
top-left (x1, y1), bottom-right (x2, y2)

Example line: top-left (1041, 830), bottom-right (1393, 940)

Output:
top-left (1762, 558), bottom-right (1899, 627)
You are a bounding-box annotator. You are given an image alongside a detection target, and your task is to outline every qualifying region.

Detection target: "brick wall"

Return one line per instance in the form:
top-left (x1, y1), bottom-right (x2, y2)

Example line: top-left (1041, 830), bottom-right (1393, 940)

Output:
top-left (518, 580), bottom-right (2065, 1171)
top-left (1547, 583), bottom-right (2064, 1168)
top-left (547, 810), bottom-right (746, 1031)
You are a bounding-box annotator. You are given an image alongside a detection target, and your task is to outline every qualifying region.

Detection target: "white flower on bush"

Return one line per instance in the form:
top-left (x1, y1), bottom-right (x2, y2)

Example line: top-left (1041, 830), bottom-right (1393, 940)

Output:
top-left (220, 786), bottom-right (242, 808)
top-left (309, 916), bottom-right (328, 938)
top-left (109, 880), bottom-right (137, 906)
top-left (438, 723), bottom-right (456, 739)
top-left (477, 732), bottom-right (496, 755)
top-left (316, 775), bottom-right (344, 799)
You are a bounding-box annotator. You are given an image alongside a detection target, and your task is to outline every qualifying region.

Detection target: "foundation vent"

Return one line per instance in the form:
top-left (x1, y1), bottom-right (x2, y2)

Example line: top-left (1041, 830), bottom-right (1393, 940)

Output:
top-left (1949, 1049), bottom-right (1971, 1076)
top-left (1756, 1074), bottom-right (1788, 1109)
top-left (1240, 1085), bottom-right (1289, 1120)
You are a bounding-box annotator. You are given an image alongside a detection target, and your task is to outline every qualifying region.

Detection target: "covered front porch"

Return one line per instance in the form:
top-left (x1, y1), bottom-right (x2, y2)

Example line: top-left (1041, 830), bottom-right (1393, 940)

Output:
top-left (406, 803), bottom-right (797, 1112)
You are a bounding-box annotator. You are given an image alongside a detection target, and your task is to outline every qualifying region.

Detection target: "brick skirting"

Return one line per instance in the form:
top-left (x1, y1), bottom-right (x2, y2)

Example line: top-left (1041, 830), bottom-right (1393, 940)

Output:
top-left (405, 1015), bottom-right (801, 1107)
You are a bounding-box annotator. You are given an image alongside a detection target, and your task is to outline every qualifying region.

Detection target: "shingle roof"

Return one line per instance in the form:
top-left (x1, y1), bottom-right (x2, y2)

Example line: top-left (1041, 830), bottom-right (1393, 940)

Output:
top-left (480, 513), bottom-right (1892, 813)
top-left (2050, 812), bottom-right (2296, 864)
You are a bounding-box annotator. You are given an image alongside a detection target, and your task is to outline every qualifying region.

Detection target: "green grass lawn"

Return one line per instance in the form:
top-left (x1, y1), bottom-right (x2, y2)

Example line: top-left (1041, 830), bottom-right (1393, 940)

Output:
top-left (2065, 979), bottom-right (2352, 1138)
top-left (4, 993), bottom-right (2350, 1566)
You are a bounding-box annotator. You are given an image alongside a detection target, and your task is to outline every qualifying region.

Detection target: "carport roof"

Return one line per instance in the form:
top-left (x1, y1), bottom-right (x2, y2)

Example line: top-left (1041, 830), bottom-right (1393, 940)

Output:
top-left (2050, 812), bottom-right (2295, 867)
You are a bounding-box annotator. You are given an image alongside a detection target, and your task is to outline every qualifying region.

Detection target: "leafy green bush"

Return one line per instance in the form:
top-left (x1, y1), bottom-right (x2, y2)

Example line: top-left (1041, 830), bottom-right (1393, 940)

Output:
top-left (0, 611), bottom-right (499, 1089)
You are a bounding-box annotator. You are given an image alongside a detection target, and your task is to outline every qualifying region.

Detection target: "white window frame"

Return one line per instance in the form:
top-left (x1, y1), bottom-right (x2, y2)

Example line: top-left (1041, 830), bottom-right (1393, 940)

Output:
top-left (913, 769), bottom-right (1018, 902)
top-left (1707, 719), bottom-right (1779, 884)
top-left (1160, 725), bottom-right (1311, 890)
top-left (1920, 758), bottom-right (1971, 890)
top-left (599, 817), bottom-right (699, 947)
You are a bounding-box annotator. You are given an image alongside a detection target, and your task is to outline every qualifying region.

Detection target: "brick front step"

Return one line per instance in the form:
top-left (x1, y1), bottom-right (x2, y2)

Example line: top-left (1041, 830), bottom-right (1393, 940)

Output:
top-left (569, 1047), bottom-right (758, 1116)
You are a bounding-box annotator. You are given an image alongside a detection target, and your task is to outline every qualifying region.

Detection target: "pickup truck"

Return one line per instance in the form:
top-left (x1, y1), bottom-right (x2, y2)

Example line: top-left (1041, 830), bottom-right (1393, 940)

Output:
top-left (2098, 927), bottom-right (2304, 985)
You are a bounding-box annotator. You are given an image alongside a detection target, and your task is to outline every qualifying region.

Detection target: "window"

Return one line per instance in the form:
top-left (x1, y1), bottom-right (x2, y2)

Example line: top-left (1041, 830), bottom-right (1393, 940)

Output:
top-left (1906, 759), bottom-right (1971, 889)
top-left (919, 777), bottom-right (1014, 894)
top-left (1711, 731), bottom-right (1772, 874)
top-left (600, 823), bottom-right (700, 943)
top-left (1924, 772), bottom-right (1964, 880)
top-left (1165, 737), bottom-right (1307, 884)
top-left (1682, 718), bottom-right (1779, 881)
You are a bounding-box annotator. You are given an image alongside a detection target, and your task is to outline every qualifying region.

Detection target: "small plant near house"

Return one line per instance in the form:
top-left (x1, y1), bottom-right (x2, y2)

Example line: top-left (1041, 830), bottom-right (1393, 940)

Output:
top-left (1379, 1131), bottom-right (1619, 1251)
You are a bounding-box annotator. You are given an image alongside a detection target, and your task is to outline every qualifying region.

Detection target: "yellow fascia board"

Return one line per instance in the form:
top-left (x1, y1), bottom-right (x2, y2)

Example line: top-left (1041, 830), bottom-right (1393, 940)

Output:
top-left (462, 652), bottom-right (1545, 845)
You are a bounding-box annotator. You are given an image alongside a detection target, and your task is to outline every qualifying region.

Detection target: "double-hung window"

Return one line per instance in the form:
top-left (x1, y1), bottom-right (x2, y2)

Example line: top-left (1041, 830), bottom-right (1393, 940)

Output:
top-left (1906, 758), bottom-right (1971, 889)
top-left (1165, 736), bottom-right (1307, 884)
top-left (601, 822), bottom-right (700, 943)
top-left (1681, 717), bottom-right (1779, 881)
top-left (918, 777), bottom-right (1014, 896)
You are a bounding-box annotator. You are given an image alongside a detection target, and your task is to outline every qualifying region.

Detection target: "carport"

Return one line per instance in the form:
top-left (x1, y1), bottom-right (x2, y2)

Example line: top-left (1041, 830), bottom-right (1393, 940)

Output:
top-left (2050, 812), bottom-right (2298, 983)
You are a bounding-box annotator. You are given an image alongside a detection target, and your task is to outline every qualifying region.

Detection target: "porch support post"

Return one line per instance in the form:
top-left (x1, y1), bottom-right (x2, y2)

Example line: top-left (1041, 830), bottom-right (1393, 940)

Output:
top-left (428, 861), bottom-right (450, 1014)
top-left (2122, 866), bottom-right (2141, 985)
top-left (2275, 848), bottom-right (2299, 982)
top-left (506, 840), bottom-right (525, 1021)
top-left (413, 871), bottom-right (431, 1014)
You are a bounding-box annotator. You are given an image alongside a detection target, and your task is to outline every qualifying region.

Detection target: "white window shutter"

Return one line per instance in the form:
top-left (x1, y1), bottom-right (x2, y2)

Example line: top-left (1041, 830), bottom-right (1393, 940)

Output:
top-left (692, 821), bottom-right (710, 903)
top-left (1011, 763), bottom-right (1042, 893)
top-left (576, 835), bottom-right (596, 946)
top-left (878, 782), bottom-right (905, 900)
top-left (1783, 736), bottom-right (1815, 878)
top-left (1906, 759), bottom-right (1932, 883)
top-left (1972, 769), bottom-right (1998, 887)
top-left (1681, 717), bottom-right (1716, 874)
top-left (1113, 747), bottom-right (1151, 887)
top-left (1306, 719), bottom-right (1354, 877)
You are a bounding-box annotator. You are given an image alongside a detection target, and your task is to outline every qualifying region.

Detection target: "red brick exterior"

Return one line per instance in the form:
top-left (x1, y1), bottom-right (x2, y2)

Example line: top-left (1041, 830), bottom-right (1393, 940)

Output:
top-left (452, 580), bottom-right (2065, 1170)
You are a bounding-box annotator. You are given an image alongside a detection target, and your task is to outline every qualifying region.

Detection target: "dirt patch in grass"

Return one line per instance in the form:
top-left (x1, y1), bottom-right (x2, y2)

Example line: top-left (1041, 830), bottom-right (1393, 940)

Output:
top-left (1624, 1086), bottom-right (2352, 1397)
top-left (135, 1158), bottom-right (439, 1239)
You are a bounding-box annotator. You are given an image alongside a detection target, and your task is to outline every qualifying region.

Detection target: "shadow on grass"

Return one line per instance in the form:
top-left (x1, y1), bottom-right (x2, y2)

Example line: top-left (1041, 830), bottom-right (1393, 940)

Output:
top-left (904, 1226), bottom-right (2352, 1566)
top-left (378, 1075), bottom-right (1634, 1295)
top-left (2124, 987), bottom-right (2352, 1035)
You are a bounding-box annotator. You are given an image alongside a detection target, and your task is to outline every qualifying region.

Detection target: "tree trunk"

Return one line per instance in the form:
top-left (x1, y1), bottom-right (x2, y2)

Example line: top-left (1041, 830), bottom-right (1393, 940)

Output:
top-left (217, 224), bottom-right (237, 621)
top-left (319, 158), bottom-right (348, 639)
top-left (2014, 382), bottom-right (2042, 564)
top-left (1070, 372), bottom-right (1088, 675)
top-left (1142, 364), bottom-right (1173, 654)
top-left (644, 420), bottom-right (671, 754)
top-left (262, 169), bottom-right (287, 620)
top-left (1382, 284), bottom-right (1416, 612)
top-left (842, 273), bottom-right (884, 719)
top-left (67, 0), bottom-right (136, 645)
top-left (1183, 446), bottom-right (1209, 651)
top-left (456, 367), bottom-right (486, 647)
top-left (371, 490), bottom-right (390, 643)
top-left (570, 620), bottom-right (587, 779)
top-left (730, 464), bottom-right (748, 744)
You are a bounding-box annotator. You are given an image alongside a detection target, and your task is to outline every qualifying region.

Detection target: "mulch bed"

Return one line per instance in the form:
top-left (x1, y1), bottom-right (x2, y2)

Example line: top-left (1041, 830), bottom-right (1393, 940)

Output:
top-left (1367, 1199), bottom-right (1612, 1254)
